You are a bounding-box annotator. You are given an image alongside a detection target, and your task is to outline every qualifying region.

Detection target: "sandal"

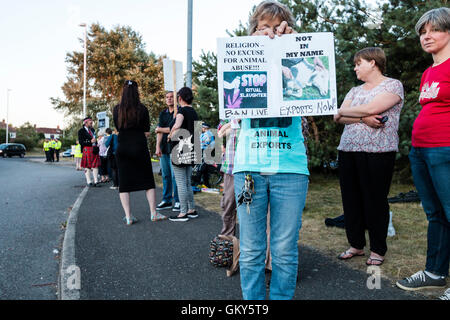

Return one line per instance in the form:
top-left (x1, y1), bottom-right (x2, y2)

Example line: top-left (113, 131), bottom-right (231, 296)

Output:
top-left (151, 212), bottom-right (168, 222)
top-left (366, 256), bottom-right (384, 266)
top-left (123, 216), bottom-right (138, 225)
top-left (338, 249), bottom-right (365, 260)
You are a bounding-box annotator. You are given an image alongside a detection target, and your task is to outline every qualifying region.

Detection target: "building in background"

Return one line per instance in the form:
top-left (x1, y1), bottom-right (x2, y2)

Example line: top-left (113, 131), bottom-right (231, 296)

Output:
top-left (34, 125), bottom-right (62, 139)
top-left (0, 119), bottom-right (17, 140)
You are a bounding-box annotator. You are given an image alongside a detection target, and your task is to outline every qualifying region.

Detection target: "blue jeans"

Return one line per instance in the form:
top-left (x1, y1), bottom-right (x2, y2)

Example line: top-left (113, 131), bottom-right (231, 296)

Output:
top-left (234, 172), bottom-right (309, 300)
top-left (409, 147), bottom-right (450, 277)
top-left (160, 153), bottom-right (179, 203)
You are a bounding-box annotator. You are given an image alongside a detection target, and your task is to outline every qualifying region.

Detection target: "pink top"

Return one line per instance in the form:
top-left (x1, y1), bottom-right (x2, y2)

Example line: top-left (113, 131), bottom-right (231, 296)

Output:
top-left (337, 78), bottom-right (404, 153)
top-left (412, 58), bottom-right (450, 147)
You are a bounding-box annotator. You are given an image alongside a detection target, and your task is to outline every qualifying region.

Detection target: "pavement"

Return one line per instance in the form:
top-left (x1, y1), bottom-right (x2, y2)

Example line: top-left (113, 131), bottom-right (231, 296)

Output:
top-left (58, 165), bottom-right (429, 301)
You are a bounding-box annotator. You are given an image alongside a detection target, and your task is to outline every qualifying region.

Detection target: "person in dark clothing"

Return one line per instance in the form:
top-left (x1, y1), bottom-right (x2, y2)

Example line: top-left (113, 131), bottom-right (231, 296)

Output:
top-left (155, 91), bottom-right (180, 211)
top-left (168, 87), bottom-right (199, 222)
top-left (105, 128), bottom-right (119, 189)
top-left (78, 117), bottom-right (101, 186)
top-left (113, 80), bottom-right (167, 225)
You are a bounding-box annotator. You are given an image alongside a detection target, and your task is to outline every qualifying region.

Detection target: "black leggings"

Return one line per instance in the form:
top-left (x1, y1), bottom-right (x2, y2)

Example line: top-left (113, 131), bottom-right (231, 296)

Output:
top-left (338, 151), bottom-right (395, 256)
top-left (107, 155), bottom-right (119, 187)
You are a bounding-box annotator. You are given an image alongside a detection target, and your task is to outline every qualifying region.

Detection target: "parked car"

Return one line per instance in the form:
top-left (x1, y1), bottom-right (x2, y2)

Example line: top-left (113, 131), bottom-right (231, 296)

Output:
top-left (62, 148), bottom-right (73, 157)
top-left (0, 143), bottom-right (26, 158)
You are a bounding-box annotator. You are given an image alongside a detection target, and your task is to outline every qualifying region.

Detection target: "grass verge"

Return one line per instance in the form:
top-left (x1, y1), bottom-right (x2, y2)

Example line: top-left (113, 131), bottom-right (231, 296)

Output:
top-left (155, 173), bottom-right (448, 298)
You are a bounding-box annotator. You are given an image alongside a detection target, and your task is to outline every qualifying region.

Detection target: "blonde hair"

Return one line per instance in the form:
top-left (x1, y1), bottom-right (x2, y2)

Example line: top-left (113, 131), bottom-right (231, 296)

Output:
top-left (248, 1), bottom-right (295, 35)
top-left (354, 47), bottom-right (386, 74)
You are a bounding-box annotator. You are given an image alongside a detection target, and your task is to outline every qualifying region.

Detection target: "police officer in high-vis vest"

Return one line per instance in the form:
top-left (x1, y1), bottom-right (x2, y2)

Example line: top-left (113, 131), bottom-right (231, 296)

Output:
top-left (49, 136), bottom-right (56, 162)
top-left (43, 138), bottom-right (50, 162)
top-left (74, 141), bottom-right (82, 170)
top-left (54, 138), bottom-right (62, 162)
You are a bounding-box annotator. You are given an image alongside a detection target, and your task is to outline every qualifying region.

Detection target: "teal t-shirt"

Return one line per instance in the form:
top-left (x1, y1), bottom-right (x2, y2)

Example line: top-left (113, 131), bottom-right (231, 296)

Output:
top-left (233, 117), bottom-right (309, 175)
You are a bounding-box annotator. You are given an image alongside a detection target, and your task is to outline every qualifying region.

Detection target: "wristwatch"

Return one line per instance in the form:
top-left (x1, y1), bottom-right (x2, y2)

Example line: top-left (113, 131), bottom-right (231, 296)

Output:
top-left (359, 117), bottom-right (363, 124)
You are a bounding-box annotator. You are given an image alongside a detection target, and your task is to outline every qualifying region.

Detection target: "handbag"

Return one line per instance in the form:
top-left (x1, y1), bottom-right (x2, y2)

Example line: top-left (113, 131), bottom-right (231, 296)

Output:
top-left (92, 145), bottom-right (99, 155)
top-left (209, 234), bottom-right (240, 277)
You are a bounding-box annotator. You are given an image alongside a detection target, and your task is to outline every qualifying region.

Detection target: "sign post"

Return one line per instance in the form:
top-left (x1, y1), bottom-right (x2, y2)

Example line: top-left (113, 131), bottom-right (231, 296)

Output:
top-left (163, 59), bottom-right (183, 117)
top-left (96, 111), bottom-right (109, 132)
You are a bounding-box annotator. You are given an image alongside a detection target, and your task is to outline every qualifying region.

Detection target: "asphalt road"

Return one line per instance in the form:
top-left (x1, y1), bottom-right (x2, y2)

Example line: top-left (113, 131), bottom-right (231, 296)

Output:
top-left (76, 184), bottom-right (424, 300)
top-left (0, 157), bottom-right (85, 299)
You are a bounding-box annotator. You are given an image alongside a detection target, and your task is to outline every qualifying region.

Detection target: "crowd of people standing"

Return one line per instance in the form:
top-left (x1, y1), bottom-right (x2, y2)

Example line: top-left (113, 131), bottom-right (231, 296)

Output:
top-left (71, 1), bottom-right (449, 301)
top-left (42, 136), bottom-right (62, 162)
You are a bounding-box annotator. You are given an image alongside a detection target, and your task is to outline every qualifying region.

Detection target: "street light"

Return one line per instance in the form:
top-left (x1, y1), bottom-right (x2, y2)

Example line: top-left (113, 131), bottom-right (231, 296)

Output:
top-left (79, 23), bottom-right (87, 118)
top-left (186, 0), bottom-right (193, 88)
top-left (5, 89), bottom-right (11, 144)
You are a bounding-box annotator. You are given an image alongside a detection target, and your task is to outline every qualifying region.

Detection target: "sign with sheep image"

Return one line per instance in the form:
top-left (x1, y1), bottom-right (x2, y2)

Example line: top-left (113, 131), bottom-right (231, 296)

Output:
top-left (217, 32), bottom-right (337, 119)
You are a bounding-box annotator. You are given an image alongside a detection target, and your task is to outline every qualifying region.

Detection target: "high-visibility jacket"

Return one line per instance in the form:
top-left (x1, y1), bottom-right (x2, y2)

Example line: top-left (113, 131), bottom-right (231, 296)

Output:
top-left (74, 144), bottom-right (82, 158)
top-left (55, 141), bottom-right (62, 150)
top-left (43, 141), bottom-right (50, 151)
top-left (49, 140), bottom-right (56, 149)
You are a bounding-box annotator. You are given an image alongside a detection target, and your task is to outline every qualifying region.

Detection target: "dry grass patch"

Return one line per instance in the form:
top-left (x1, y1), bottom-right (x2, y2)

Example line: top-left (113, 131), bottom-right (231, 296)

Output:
top-left (302, 174), bottom-right (429, 277)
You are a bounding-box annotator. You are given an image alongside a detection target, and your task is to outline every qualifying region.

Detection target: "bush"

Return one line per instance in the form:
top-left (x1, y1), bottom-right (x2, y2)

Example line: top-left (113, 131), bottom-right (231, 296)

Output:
top-left (12, 137), bottom-right (37, 150)
top-left (0, 129), bottom-right (5, 144)
top-left (61, 137), bottom-right (76, 150)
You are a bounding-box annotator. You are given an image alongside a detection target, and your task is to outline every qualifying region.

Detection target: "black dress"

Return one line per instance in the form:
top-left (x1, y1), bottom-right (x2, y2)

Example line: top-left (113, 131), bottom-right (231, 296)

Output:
top-left (113, 104), bottom-right (155, 193)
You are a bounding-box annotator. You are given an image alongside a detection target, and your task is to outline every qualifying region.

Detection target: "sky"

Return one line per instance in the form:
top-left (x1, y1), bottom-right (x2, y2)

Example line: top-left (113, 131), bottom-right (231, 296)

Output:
top-left (0, 0), bottom-right (259, 129)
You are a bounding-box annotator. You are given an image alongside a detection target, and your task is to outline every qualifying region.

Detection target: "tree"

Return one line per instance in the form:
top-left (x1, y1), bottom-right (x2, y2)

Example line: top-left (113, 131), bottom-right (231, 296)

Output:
top-left (192, 51), bottom-right (219, 128)
top-left (16, 122), bottom-right (38, 139)
top-left (13, 122), bottom-right (40, 149)
top-left (279, 0), bottom-right (447, 176)
top-left (51, 23), bottom-right (166, 152)
top-left (0, 129), bottom-right (6, 144)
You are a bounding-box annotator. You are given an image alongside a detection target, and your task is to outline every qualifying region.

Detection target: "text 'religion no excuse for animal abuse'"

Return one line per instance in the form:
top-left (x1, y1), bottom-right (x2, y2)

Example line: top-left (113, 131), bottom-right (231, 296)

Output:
top-left (217, 32), bottom-right (338, 119)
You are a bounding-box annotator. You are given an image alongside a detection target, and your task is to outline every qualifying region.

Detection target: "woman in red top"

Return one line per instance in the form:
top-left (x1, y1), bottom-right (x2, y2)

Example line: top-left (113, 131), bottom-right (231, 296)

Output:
top-left (395, 8), bottom-right (450, 300)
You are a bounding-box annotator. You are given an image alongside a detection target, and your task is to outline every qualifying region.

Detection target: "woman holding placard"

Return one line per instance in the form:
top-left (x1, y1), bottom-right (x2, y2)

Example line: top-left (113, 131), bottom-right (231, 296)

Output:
top-left (232, 1), bottom-right (309, 300)
top-left (334, 47), bottom-right (404, 266)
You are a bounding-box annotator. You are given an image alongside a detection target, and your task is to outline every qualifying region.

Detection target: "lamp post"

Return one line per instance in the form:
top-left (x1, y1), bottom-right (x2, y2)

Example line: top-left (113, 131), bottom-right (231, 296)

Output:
top-left (186, 0), bottom-right (193, 88)
top-left (79, 23), bottom-right (87, 118)
top-left (5, 89), bottom-right (11, 144)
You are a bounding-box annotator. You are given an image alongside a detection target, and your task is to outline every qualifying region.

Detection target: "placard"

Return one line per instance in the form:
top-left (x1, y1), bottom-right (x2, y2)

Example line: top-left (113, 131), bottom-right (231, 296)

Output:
top-left (96, 111), bottom-right (109, 129)
top-left (217, 32), bottom-right (337, 119)
top-left (163, 59), bottom-right (184, 92)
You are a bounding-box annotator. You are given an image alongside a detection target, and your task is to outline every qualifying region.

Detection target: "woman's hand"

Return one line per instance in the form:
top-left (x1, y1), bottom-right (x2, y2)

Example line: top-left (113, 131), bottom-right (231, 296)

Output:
top-left (362, 115), bottom-right (385, 129)
top-left (275, 21), bottom-right (295, 36)
top-left (252, 21), bottom-right (295, 39)
top-left (252, 27), bottom-right (276, 39)
top-left (333, 113), bottom-right (342, 123)
top-left (91, 138), bottom-right (96, 143)
top-left (155, 147), bottom-right (162, 158)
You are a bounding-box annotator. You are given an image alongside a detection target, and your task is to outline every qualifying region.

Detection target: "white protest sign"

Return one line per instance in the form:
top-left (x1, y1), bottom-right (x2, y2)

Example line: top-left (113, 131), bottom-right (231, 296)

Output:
top-left (96, 111), bottom-right (109, 129)
top-left (217, 32), bottom-right (337, 119)
top-left (163, 59), bottom-right (184, 92)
